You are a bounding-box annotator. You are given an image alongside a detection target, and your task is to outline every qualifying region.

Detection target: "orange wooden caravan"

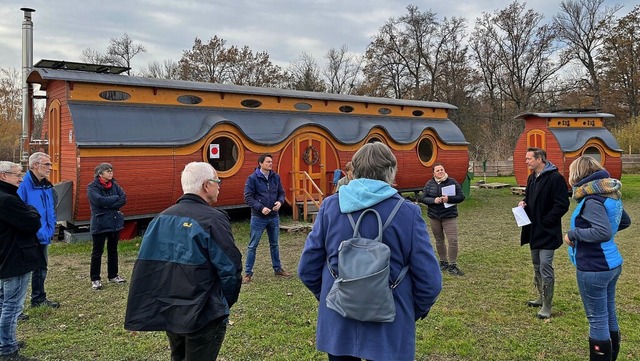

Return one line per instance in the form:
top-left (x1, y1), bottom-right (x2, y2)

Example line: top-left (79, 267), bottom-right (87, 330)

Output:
top-left (513, 111), bottom-right (622, 188)
top-left (27, 60), bottom-right (469, 226)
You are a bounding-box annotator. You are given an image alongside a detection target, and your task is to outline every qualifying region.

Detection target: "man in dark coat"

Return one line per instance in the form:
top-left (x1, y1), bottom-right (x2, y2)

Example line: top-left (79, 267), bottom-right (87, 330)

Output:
top-left (0, 161), bottom-right (41, 360)
top-left (124, 162), bottom-right (242, 360)
top-left (242, 153), bottom-right (289, 284)
top-left (518, 147), bottom-right (569, 319)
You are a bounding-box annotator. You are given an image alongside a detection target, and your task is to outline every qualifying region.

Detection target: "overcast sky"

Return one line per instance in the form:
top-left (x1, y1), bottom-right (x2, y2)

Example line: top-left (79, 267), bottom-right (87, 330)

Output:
top-left (0, 0), bottom-right (635, 73)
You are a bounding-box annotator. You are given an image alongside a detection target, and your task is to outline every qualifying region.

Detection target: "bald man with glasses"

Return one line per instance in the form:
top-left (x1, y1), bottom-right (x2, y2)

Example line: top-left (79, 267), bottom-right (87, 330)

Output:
top-left (17, 152), bottom-right (60, 311)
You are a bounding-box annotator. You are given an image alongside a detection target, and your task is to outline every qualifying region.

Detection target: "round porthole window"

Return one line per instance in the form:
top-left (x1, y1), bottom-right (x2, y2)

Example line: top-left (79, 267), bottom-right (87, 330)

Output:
top-left (418, 137), bottom-right (435, 163)
top-left (378, 107), bottom-right (392, 115)
top-left (177, 95), bottom-right (203, 104)
top-left (241, 99), bottom-right (262, 108)
top-left (582, 146), bottom-right (602, 163)
top-left (294, 102), bottom-right (312, 111)
top-left (339, 105), bottom-right (354, 113)
top-left (412, 110), bottom-right (425, 117)
top-left (99, 90), bottom-right (131, 101)
top-left (206, 136), bottom-right (239, 172)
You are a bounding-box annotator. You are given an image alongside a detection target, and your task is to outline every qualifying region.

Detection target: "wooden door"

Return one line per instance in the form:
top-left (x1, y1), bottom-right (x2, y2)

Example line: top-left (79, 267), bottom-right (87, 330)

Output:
top-left (48, 100), bottom-right (61, 183)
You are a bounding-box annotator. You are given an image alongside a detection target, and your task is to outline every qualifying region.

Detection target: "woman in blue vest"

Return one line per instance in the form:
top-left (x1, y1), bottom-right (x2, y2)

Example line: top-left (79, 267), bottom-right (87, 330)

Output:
top-left (564, 156), bottom-right (630, 361)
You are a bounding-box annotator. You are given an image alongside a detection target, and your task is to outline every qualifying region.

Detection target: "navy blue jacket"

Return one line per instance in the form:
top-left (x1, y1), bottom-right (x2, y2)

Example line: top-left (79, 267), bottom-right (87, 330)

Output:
top-left (244, 168), bottom-right (285, 218)
top-left (87, 177), bottom-right (126, 234)
top-left (124, 194), bottom-right (242, 334)
top-left (419, 177), bottom-right (465, 219)
top-left (0, 181), bottom-right (42, 278)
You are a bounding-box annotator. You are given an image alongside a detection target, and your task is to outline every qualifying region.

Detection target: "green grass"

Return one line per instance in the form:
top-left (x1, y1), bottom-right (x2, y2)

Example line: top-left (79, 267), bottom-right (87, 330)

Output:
top-left (17, 176), bottom-right (640, 360)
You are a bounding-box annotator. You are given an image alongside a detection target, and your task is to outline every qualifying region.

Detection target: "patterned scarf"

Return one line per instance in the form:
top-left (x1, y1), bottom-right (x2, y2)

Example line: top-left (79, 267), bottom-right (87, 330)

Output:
top-left (572, 178), bottom-right (621, 202)
top-left (434, 173), bottom-right (449, 184)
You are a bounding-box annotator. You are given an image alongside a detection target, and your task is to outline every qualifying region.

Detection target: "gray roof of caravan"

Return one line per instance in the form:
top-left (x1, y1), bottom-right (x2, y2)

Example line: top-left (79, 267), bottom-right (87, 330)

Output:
top-left (549, 128), bottom-right (622, 152)
top-left (29, 68), bottom-right (458, 110)
top-left (68, 102), bottom-right (468, 147)
top-left (515, 112), bottom-right (615, 119)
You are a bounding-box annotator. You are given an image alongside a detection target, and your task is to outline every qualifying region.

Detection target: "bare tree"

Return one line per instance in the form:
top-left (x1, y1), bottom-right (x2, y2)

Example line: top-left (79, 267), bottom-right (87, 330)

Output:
top-left (287, 52), bottom-right (326, 92)
top-left (81, 33), bottom-right (147, 75)
top-left (0, 68), bottom-right (22, 161)
top-left (553, 0), bottom-right (622, 108)
top-left (323, 45), bottom-right (363, 94)
top-left (600, 5), bottom-right (640, 119)
top-left (142, 59), bottom-right (181, 79)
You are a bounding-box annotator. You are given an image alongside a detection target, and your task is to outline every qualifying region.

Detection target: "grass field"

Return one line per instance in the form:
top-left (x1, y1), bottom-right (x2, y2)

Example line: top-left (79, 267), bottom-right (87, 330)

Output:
top-left (16, 175), bottom-right (640, 360)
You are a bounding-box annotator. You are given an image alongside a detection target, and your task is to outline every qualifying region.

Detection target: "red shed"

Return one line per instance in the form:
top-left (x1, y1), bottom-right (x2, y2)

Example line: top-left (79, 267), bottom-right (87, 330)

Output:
top-left (26, 60), bottom-right (469, 225)
top-left (513, 111), bottom-right (622, 188)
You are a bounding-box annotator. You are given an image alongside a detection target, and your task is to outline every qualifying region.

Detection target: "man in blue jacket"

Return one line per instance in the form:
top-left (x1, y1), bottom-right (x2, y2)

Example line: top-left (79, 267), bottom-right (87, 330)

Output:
top-left (242, 154), bottom-right (290, 284)
top-left (0, 161), bottom-right (42, 360)
top-left (17, 152), bottom-right (59, 310)
top-left (125, 162), bottom-right (242, 360)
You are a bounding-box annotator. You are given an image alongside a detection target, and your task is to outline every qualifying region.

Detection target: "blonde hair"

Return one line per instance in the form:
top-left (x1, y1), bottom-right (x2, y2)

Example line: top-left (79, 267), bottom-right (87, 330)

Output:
top-left (568, 156), bottom-right (605, 186)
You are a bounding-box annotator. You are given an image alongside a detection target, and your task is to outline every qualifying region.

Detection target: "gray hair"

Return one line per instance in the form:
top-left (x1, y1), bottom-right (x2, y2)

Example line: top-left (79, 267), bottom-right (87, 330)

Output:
top-left (181, 162), bottom-right (216, 194)
top-left (351, 142), bottom-right (397, 184)
top-left (0, 161), bottom-right (22, 174)
top-left (94, 163), bottom-right (113, 177)
top-left (28, 152), bottom-right (50, 168)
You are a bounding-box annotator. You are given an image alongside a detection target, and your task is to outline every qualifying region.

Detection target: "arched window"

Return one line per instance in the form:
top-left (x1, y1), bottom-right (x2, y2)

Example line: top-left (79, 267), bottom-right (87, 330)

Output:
top-left (583, 146), bottom-right (603, 163)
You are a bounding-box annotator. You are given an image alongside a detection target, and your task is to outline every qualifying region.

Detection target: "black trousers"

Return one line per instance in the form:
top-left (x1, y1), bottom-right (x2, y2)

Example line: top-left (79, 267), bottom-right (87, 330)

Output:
top-left (90, 231), bottom-right (120, 281)
top-left (167, 318), bottom-right (227, 361)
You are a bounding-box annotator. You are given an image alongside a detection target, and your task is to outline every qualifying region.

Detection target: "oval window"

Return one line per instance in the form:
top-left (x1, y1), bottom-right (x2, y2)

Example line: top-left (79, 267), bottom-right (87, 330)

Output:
top-left (207, 136), bottom-right (239, 172)
top-left (412, 110), bottom-right (425, 117)
top-left (378, 107), bottom-right (392, 115)
top-left (418, 137), bottom-right (435, 163)
top-left (339, 105), bottom-right (354, 113)
top-left (99, 90), bottom-right (131, 101)
top-left (177, 95), bottom-right (203, 104)
top-left (294, 102), bottom-right (312, 111)
top-left (582, 146), bottom-right (602, 163)
top-left (241, 99), bottom-right (262, 108)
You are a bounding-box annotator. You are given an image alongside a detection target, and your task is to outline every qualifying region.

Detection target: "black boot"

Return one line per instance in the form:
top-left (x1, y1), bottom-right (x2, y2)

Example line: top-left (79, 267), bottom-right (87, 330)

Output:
top-left (610, 330), bottom-right (620, 361)
top-left (589, 338), bottom-right (612, 361)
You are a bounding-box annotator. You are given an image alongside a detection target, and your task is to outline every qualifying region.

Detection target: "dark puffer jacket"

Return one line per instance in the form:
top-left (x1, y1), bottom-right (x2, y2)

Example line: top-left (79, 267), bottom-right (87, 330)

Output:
top-left (87, 177), bottom-right (126, 235)
top-left (419, 177), bottom-right (465, 219)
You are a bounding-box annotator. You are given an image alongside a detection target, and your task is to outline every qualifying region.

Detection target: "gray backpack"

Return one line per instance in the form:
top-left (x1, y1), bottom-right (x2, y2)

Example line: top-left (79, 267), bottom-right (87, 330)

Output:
top-left (325, 198), bottom-right (408, 322)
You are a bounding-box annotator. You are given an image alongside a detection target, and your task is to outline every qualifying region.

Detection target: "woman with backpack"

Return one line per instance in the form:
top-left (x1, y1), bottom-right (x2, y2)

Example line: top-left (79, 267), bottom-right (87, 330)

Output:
top-left (298, 142), bottom-right (442, 361)
top-left (563, 156), bottom-right (630, 361)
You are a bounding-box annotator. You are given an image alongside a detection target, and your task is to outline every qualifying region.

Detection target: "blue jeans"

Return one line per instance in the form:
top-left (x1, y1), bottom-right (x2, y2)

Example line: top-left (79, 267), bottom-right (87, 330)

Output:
top-left (31, 244), bottom-right (49, 305)
top-left (244, 215), bottom-right (282, 275)
top-left (0, 272), bottom-right (31, 356)
top-left (576, 266), bottom-right (622, 340)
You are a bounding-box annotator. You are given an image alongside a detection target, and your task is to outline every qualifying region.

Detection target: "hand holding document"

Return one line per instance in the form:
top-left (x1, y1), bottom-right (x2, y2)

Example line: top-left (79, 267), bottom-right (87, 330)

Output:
top-left (442, 185), bottom-right (456, 208)
top-left (512, 206), bottom-right (531, 227)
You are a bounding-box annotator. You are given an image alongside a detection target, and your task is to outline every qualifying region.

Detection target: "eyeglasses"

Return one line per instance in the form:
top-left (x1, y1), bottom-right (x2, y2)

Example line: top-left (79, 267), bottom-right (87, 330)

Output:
top-left (38, 162), bottom-right (53, 168)
top-left (208, 179), bottom-right (222, 185)
top-left (2, 172), bottom-right (23, 178)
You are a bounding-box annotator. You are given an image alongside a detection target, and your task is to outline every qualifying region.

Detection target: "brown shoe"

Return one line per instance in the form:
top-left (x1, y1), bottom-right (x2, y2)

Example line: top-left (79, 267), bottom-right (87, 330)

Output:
top-left (274, 270), bottom-right (291, 277)
top-left (242, 275), bottom-right (252, 284)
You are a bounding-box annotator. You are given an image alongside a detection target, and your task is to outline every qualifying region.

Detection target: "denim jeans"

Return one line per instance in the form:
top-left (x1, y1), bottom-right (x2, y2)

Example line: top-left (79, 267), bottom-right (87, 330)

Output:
top-left (166, 317), bottom-right (227, 361)
top-left (244, 215), bottom-right (282, 275)
top-left (91, 231), bottom-right (120, 281)
top-left (576, 266), bottom-right (622, 340)
top-left (31, 244), bottom-right (49, 305)
top-left (0, 272), bottom-right (31, 356)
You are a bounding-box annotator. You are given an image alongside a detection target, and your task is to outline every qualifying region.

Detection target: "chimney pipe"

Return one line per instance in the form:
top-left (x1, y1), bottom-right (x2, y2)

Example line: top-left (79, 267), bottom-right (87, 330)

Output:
top-left (20, 7), bottom-right (35, 167)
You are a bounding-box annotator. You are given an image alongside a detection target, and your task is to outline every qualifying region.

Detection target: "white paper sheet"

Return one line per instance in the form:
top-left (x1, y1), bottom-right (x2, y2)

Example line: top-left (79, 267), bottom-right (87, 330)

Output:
top-left (512, 206), bottom-right (531, 227)
top-left (442, 185), bottom-right (455, 208)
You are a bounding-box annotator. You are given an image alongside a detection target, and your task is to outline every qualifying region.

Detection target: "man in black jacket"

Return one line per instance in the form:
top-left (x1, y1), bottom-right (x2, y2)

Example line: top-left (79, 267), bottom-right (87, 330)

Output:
top-left (518, 148), bottom-right (569, 319)
top-left (124, 162), bottom-right (242, 360)
top-left (0, 161), bottom-right (41, 360)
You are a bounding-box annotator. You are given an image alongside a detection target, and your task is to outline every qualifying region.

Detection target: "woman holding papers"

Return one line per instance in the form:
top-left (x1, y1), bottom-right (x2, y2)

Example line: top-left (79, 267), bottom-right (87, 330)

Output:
top-left (419, 163), bottom-right (466, 275)
top-left (564, 156), bottom-right (630, 361)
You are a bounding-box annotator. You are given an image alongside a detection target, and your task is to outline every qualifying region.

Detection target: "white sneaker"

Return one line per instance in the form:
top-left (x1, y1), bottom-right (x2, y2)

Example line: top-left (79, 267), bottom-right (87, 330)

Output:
top-left (108, 275), bottom-right (126, 284)
top-left (91, 280), bottom-right (102, 290)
